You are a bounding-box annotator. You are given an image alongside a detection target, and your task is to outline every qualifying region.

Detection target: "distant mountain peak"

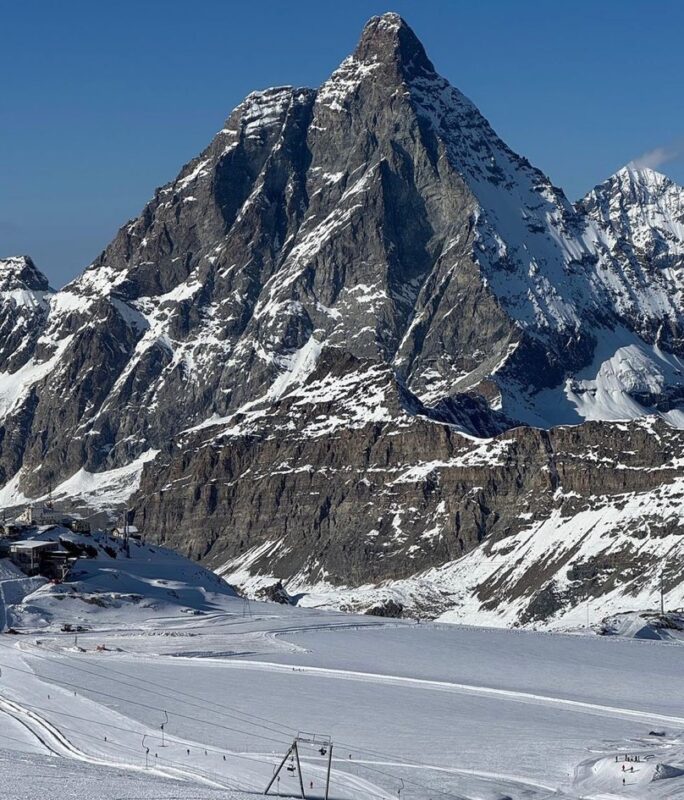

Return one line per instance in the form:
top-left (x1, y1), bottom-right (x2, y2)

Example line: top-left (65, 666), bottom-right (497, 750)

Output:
top-left (614, 163), bottom-right (675, 192)
top-left (582, 165), bottom-right (683, 210)
top-left (622, 162), bottom-right (668, 179)
top-left (0, 255), bottom-right (51, 293)
top-left (582, 162), bottom-right (684, 214)
top-left (0, 256), bottom-right (52, 374)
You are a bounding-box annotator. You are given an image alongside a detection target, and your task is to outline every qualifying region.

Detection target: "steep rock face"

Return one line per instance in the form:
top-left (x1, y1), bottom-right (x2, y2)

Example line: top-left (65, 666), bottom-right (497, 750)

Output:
top-left (568, 167), bottom-right (684, 425)
top-left (0, 257), bottom-right (55, 486)
top-left (135, 407), bottom-right (684, 628)
top-left (0, 257), bottom-right (52, 373)
top-left (2, 14), bottom-right (684, 626)
top-left (136, 410), bottom-right (683, 577)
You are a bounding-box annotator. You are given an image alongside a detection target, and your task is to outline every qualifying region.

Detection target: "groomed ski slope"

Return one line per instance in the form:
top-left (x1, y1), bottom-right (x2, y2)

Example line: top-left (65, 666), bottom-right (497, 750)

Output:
top-left (1, 585), bottom-right (684, 800)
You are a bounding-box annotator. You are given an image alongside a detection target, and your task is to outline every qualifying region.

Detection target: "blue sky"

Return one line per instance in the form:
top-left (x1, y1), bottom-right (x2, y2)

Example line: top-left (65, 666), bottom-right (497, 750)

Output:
top-left (3, 0), bottom-right (684, 287)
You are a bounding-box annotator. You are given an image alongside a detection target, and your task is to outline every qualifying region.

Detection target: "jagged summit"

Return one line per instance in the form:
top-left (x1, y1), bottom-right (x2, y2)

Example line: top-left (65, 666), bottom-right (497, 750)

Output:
top-left (580, 163), bottom-right (684, 261)
top-left (622, 163), bottom-right (670, 183)
top-left (0, 255), bottom-right (51, 293)
top-left (353, 12), bottom-right (436, 75)
top-left (589, 163), bottom-right (679, 203)
top-left (577, 163), bottom-right (684, 357)
top-left (0, 256), bottom-right (52, 374)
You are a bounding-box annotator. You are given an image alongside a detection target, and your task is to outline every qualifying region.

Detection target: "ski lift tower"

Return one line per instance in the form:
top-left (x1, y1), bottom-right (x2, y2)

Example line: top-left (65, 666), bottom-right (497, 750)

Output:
top-left (265, 731), bottom-right (333, 800)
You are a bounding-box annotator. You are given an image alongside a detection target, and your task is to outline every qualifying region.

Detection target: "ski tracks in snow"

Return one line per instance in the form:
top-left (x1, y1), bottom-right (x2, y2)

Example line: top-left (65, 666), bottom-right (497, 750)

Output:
top-left (0, 691), bottom-right (237, 791)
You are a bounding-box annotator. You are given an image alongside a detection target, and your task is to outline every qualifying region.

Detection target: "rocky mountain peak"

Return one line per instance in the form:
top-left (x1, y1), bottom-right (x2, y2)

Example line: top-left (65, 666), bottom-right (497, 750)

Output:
top-left (0, 255), bottom-right (51, 293)
top-left (0, 256), bottom-right (52, 375)
top-left (353, 12), bottom-right (436, 77)
top-left (580, 164), bottom-right (684, 256)
top-left (317, 13), bottom-right (443, 118)
top-left (621, 163), bottom-right (671, 188)
top-left (603, 164), bottom-right (680, 206)
top-left (582, 164), bottom-right (683, 212)
top-left (577, 164), bottom-right (684, 357)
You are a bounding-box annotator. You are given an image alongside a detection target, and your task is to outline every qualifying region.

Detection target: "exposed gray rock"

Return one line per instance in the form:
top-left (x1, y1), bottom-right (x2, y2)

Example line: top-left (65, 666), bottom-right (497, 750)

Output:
top-left (256, 581), bottom-right (294, 605)
top-left (365, 599), bottom-right (404, 618)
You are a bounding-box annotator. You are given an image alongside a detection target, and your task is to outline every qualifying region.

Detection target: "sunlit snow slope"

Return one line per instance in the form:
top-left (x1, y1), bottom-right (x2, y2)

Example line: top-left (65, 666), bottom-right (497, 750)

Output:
top-left (1, 563), bottom-right (684, 800)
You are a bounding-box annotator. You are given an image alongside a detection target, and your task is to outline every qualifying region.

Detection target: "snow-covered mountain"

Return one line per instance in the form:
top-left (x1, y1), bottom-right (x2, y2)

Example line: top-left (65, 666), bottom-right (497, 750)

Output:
top-left (1, 13), bottom-right (683, 627)
top-left (579, 165), bottom-right (684, 356)
top-left (0, 256), bottom-right (53, 375)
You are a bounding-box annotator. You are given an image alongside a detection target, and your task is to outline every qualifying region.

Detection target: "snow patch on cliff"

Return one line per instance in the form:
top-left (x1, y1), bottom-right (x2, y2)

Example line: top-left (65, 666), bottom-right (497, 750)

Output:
top-left (51, 449), bottom-right (160, 509)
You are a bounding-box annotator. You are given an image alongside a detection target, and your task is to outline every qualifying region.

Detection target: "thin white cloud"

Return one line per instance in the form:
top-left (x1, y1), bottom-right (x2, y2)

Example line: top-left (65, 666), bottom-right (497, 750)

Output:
top-left (630, 138), bottom-right (684, 170)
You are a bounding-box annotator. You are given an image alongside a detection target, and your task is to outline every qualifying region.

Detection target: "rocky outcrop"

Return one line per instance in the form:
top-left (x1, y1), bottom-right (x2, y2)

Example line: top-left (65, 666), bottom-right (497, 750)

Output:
top-left (134, 408), bottom-right (684, 604)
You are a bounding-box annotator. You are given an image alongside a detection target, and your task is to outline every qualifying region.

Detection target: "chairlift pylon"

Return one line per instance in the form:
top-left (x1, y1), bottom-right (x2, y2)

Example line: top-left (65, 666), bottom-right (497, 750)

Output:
top-left (265, 734), bottom-right (333, 800)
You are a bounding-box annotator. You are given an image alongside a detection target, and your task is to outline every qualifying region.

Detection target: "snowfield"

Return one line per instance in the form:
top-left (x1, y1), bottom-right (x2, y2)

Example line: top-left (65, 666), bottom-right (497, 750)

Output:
top-left (1, 536), bottom-right (684, 799)
top-left (0, 748), bottom-right (252, 800)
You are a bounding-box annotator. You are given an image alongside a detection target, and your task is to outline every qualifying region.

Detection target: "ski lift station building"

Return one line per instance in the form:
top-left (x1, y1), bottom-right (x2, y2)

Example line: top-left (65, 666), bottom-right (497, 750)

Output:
top-left (9, 540), bottom-right (61, 575)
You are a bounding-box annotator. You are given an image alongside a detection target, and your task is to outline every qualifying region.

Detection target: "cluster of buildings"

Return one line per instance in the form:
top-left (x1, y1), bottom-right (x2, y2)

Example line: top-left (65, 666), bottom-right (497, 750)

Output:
top-left (1, 502), bottom-right (90, 532)
top-left (1, 502), bottom-right (144, 581)
top-left (1, 503), bottom-right (95, 580)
